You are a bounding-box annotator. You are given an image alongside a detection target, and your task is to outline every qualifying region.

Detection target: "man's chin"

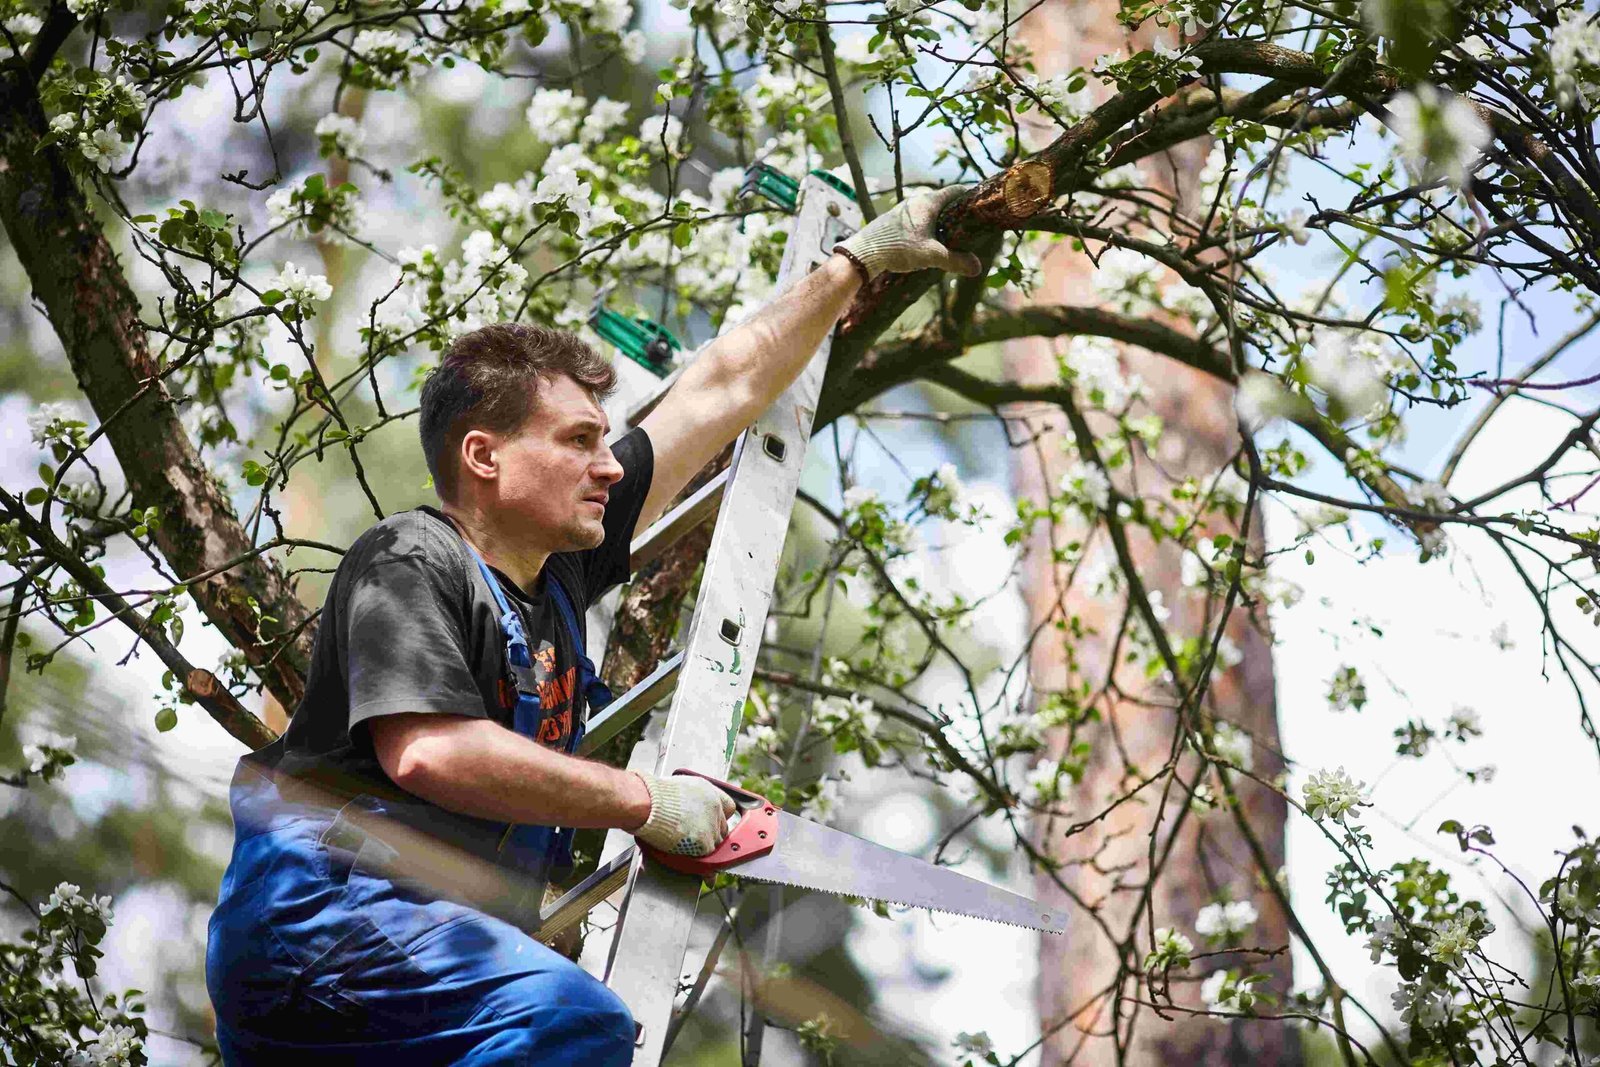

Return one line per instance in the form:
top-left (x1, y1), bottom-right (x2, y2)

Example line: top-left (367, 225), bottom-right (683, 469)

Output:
top-left (564, 519), bottom-right (606, 552)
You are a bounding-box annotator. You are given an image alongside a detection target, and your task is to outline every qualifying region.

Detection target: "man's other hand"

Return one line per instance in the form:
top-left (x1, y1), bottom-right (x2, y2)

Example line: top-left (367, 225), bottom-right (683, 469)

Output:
top-left (631, 773), bottom-right (739, 856)
top-left (834, 185), bottom-right (983, 280)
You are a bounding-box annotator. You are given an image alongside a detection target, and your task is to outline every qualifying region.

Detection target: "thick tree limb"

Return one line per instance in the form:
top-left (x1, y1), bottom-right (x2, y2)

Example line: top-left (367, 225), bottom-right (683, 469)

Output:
top-left (0, 488), bottom-right (276, 748)
top-left (0, 58), bottom-right (311, 729)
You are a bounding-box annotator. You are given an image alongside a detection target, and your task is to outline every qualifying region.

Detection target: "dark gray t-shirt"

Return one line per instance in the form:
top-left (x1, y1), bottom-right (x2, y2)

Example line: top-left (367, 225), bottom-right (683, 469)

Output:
top-left (255, 428), bottom-right (653, 838)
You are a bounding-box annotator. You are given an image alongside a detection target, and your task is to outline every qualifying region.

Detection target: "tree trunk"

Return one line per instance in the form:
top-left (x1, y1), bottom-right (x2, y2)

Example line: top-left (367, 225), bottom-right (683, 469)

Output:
top-left (1008, 3), bottom-right (1297, 1062)
top-left (0, 58), bottom-right (312, 730)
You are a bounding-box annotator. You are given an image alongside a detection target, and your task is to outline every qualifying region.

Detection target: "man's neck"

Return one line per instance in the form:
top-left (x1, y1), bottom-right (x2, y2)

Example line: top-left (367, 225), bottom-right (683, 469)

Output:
top-left (439, 502), bottom-right (549, 594)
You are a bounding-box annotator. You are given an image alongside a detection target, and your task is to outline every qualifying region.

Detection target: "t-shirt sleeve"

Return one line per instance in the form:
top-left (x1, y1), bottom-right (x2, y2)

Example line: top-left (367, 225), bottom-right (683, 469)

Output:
top-left (576, 426), bottom-right (654, 601)
top-left (344, 554), bottom-right (490, 732)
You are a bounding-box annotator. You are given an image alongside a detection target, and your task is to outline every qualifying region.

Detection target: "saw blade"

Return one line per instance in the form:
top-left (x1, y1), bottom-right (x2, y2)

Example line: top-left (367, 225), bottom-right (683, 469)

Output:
top-left (728, 812), bottom-right (1070, 934)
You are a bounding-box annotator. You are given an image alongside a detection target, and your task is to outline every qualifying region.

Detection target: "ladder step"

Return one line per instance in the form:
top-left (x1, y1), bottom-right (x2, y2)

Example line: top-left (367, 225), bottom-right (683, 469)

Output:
top-left (579, 651), bottom-right (684, 757)
top-left (629, 469), bottom-right (730, 571)
top-left (535, 846), bottom-right (635, 945)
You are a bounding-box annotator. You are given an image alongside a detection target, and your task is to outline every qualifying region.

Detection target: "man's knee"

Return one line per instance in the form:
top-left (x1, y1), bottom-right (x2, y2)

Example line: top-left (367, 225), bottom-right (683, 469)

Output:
top-left (545, 957), bottom-right (634, 1037)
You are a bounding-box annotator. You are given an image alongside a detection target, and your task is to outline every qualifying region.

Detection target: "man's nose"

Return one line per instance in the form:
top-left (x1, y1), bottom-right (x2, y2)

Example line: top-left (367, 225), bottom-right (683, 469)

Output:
top-left (594, 446), bottom-right (624, 485)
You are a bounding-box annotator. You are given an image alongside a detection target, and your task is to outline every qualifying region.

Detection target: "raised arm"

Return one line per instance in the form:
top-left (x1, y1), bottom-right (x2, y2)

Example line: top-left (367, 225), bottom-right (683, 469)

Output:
top-left (635, 186), bottom-right (981, 529)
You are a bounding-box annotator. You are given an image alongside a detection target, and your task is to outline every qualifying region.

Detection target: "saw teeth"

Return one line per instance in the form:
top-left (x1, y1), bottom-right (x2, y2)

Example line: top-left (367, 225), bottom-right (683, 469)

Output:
top-left (732, 873), bottom-right (1053, 931)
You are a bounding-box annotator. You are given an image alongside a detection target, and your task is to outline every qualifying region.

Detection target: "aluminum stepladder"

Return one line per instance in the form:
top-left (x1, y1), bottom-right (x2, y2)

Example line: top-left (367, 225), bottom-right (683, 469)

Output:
top-left (534, 172), bottom-right (863, 1064)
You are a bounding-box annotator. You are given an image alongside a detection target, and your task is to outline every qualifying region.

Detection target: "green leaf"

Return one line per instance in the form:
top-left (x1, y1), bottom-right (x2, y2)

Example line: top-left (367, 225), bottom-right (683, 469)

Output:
top-left (260, 289), bottom-right (284, 306)
top-left (23, 488), bottom-right (46, 505)
top-left (154, 707), bottom-right (178, 732)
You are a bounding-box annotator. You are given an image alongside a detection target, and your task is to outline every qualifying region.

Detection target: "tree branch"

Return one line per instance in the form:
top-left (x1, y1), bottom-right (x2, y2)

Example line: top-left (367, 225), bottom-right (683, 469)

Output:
top-left (0, 58), bottom-right (313, 728)
top-left (0, 488), bottom-right (277, 749)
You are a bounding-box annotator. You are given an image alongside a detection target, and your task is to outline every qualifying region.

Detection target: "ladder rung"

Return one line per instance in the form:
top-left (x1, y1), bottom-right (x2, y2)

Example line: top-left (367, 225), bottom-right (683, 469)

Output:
top-left (579, 651), bottom-right (684, 757)
top-left (629, 469), bottom-right (730, 571)
top-left (535, 845), bottom-right (635, 945)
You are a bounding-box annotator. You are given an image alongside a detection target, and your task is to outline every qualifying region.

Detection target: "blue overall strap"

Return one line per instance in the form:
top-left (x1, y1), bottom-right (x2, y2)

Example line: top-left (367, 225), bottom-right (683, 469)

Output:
top-left (543, 575), bottom-right (614, 717)
top-left (466, 551), bottom-right (541, 738)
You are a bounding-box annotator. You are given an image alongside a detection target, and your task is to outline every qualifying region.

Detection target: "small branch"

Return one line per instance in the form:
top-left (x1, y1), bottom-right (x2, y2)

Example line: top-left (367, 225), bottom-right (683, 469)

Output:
top-left (815, 20), bottom-right (874, 222)
top-left (0, 489), bottom-right (277, 749)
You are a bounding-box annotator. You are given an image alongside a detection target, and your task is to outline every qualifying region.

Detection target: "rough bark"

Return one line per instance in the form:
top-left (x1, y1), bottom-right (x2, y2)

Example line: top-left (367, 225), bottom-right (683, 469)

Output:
top-left (0, 57), bottom-right (312, 730)
top-left (1007, 3), bottom-right (1297, 1063)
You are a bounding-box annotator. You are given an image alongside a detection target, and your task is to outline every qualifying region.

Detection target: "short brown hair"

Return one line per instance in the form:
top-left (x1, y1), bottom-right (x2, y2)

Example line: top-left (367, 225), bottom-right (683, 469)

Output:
top-left (420, 323), bottom-right (617, 500)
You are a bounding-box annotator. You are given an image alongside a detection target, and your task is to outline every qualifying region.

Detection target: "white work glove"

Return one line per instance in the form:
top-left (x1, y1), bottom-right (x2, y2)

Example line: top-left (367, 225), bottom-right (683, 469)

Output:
top-left (632, 773), bottom-right (738, 856)
top-left (833, 185), bottom-right (984, 280)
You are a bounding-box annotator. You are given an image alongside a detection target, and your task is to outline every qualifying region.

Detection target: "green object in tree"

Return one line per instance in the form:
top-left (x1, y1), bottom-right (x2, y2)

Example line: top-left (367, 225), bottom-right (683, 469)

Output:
top-left (589, 305), bottom-right (682, 378)
top-left (739, 163), bottom-right (857, 213)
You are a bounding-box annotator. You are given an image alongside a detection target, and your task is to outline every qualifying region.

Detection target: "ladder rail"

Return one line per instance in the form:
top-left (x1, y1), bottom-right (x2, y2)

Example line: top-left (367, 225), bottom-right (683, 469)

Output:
top-left (601, 177), bottom-right (860, 1064)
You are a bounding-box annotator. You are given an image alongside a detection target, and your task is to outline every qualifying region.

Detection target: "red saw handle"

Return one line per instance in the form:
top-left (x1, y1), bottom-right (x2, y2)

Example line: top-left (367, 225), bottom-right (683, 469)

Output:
top-left (638, 769), bottom-right (779, 877)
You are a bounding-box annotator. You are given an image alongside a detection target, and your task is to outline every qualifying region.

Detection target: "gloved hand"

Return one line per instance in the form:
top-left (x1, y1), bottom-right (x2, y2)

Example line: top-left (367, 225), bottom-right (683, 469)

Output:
top-left (833, 185), bottom-right (983, 280)
top-left (631, 772), bottom-right (738, 856)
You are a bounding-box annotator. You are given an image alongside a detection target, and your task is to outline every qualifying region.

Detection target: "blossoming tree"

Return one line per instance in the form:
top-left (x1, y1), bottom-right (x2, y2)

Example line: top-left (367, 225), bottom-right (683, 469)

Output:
top-left (2, 0), bottom-right (1600, 1062)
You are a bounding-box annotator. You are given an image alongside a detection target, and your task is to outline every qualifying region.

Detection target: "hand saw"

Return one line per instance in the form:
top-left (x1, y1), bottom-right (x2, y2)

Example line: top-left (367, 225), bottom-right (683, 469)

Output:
top-left (537, 770), bottom-right (1069, 942)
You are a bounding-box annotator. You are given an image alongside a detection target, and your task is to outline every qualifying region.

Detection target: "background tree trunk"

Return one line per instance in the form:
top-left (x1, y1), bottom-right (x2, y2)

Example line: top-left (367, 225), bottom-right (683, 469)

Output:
top-left (1009, 2), bottom-right (1298, 1061)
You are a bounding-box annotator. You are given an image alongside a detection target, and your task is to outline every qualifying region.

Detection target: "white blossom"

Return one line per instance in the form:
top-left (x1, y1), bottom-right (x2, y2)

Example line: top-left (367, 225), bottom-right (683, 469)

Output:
top-left (638, 113), bottom-right (686, 156)
top-left (1234, 371), bottom-right (1293, 431)
top-left (1195, 900), bottom-right (1259, 940)
top-left (1552, 9), bottom-right (1600, 108)
top-left (1059, 461), bottom-right (1111, 511)
top-left (1302, 766), bottom-right (1366, 825)
top-left (1026, 759), bottom-right (1067, 803)
top-left (267, 261), bottom-right (333, 307)
top-left (1446, 705), bottom-right (1482, 740)
top-left (1387, 84), bottom-right (1489, 189)
top-left (79, 126), bottom-right (132, 173)
top-left (1366, 916), bottom-right (1398, 962)
top-left (1391, 980), bottom-right (1453, 1029)
top-left (801, 776), bottom-right (841, 824)
top-left (22, 731), bottom-right (77, 774)
top-left (1489, 621), bottom-right (1515, 651)
top-left (1409, 480), bottom-right (1453, 513)
top-left (1427, 907), bottom-right (1493, 966)
top-left (1200, 969), bottom-right (1255, 1013)
top-left (68, 1023), bottom-right (142, 1066)
top-left (64, 0), bottom-right (105, 17)
top-left (41, 881), bottom-right (112, 923)
top-left (581, 97), bottom-right (630, 144)
top-left (618, 29), bottom-right (646, 63)
top-left (4, 13), bottom-right (42, 45)
top-left (526, 88), bottom-right (585, 144)
top-left (954, 1031), bottom-right (995, 1056)
top-left (1304, 330), bottom-right (1387, 416)
top-left (736, 723), bottom-right (780, 756)
top-left (314, 112), bottom-right (365, 158)
top-left (1145, 927), bottom-right (1193, 970)
top-left (27, 402), bottom-right (79, 446)
top-left (1059, 335), bottom-right (1141, 409)
top-left (1091, 247), bottom-right (1162, 313)
top-left (1209, 722), bottom-right (1253, 770)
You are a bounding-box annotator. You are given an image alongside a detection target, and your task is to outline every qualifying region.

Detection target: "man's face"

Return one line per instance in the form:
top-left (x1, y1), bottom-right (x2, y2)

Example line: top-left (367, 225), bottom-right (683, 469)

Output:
top-left (480, 374), bottom-right (624, 553)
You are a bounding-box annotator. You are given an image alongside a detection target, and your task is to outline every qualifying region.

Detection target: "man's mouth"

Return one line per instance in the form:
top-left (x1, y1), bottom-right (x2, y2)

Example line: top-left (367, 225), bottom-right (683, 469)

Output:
top-left (584, 493), bottom-right (609, 508)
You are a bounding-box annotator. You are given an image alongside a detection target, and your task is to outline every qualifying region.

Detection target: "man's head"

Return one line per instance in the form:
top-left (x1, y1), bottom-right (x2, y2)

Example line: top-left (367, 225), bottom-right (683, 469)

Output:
top-left (420, 323), bottom-right (623, 552)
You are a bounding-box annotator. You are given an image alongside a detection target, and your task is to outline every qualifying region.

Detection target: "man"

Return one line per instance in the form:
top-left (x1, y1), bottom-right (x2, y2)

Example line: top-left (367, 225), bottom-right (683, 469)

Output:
top-left (205, 184), bottom-right (980, 1064)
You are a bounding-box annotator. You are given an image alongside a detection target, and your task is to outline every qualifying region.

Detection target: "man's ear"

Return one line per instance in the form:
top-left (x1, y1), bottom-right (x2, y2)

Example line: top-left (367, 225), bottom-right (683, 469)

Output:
top-left (458, 429), bottom-right (499, 487)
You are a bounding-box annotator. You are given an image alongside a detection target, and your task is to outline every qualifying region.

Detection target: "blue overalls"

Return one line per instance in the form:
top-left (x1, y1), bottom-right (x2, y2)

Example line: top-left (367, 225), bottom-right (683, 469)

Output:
top-left (204, 553), bottom-right (634, 1065)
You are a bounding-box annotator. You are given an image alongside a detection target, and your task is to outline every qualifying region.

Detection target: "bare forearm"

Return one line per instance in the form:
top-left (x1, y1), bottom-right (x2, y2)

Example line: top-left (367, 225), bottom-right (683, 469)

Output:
top-left (696, 252), bottom-right (862, 416)
top-left (636, 254), bottom-right (861, 523)
top-left (391, 716), bottom-right (652, 830)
